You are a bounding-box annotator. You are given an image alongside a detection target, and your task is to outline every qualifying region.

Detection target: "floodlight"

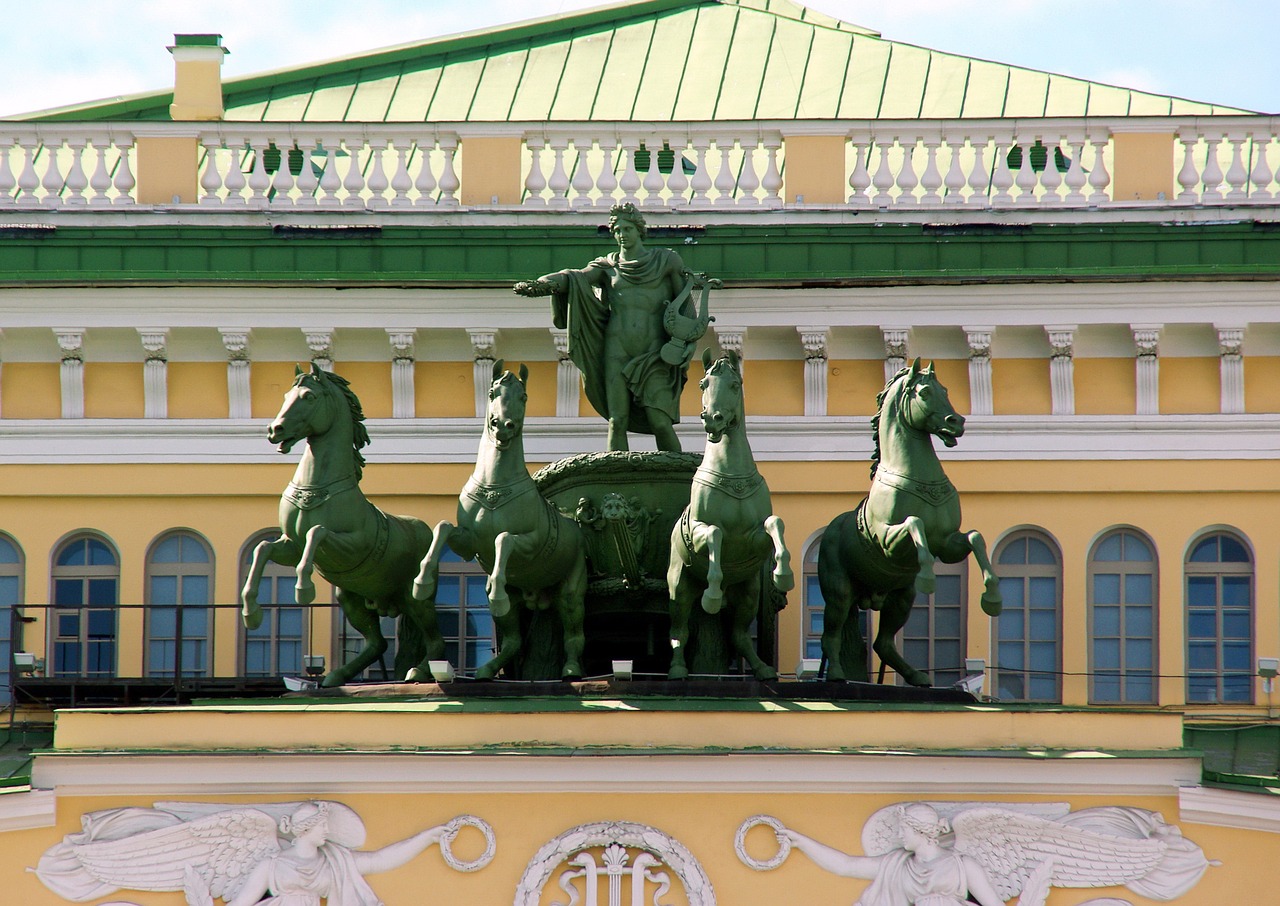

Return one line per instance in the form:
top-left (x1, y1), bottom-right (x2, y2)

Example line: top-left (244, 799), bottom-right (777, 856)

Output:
top-left (794, 658), bottom-right (823, 680)
top-left (429, 660), bottom-right (456, 683)
top-left (611, 660), bottom-right (634, 681)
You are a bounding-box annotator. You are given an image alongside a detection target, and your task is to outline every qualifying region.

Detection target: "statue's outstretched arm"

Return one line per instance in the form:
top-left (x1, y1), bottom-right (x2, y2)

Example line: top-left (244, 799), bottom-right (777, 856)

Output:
top-left (781, 828), bottom-right (881, 880)
top-left (352, 824), bottom-right (448, 875)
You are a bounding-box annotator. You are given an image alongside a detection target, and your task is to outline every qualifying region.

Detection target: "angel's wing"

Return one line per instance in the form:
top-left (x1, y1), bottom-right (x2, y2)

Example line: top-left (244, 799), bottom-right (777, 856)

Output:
top-left (67, 807), bottom-right (280, 900)
top-left (860, 801), bottom-right (1070, 858)
top-left (953, 807), bottom-right (1166, 901)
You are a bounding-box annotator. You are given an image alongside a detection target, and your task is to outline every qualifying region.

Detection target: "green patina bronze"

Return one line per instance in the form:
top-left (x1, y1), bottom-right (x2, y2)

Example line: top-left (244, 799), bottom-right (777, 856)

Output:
top-left (413, 361), bottom-right (589, 680)
top-left (514, 203), bottom-right (717, 453)
top-left (242, 363), bottom-right (445, 687)
top-left (819, 359), bottom-right (1002, 686)
top-left (667, 349), bottom-right (793, 680)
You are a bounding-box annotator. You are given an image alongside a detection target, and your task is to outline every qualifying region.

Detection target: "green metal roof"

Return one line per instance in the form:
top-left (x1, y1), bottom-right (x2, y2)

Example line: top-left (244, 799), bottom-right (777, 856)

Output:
top-left (22, 0), bottom-right (1248, 123)
top-left (1186, 724), bottom-right (1280, 793)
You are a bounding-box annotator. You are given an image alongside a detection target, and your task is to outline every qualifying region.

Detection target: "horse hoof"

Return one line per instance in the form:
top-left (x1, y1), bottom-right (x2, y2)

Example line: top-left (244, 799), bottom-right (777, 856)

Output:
top-left (754, 666), bottom-right (779, 681)
top-left (489, 594), bottom-right (512, 618)
top-left (773, 570), bottom-right (795, 593)
top-left (405, 666), bottom-right (424, 683)
top-left (701, 592), bottom-right (723, 614)
top-left (475, 664), bottom-right (499, 681)
top-left (905, 670), bottom-right (932, 688)
top-left (562, 666), bottom-right (583, 682)
top-left (981, 592), bottom-right (1003, 617)
top-left (668, 665), bottom-right (689, 680)
top-left (319, 672), bottom-right (347, 689)
top-left (296, 583), bottom-right (317, 606)
top-left (241, 609), bottom-right (263, 631)
top-left (913, 576), bottom-right (935, 597)
top-left (411, 579), bottom-right (436, 602)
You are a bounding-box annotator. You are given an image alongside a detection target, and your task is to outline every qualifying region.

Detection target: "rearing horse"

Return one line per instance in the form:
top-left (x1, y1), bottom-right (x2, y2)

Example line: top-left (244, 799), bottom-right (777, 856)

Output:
top-left (413, 361), bottom-right (588, 680)
top-left (668, 349), bottom-right (793, 680)
top-left (819, 359), bottom-right (1001, 686)
top-left (242, 363), bottom-right (445, 687)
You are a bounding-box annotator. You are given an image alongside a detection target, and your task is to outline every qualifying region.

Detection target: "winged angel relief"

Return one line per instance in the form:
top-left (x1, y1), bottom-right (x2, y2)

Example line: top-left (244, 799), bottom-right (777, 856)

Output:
top-left (33, 800), bottom-right (495, 906)
top-left (736, 802), bottom-right (1217, 906)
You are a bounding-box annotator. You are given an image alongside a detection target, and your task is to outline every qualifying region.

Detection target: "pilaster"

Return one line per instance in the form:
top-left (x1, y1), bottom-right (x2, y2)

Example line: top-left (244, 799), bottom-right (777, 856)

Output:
top-left (1216, 325), bottom-right (1245, 415)
top-left (1132, 324), bottom-right (1162, 416)
top-left (138, 328), bottom-right (169, 419)
top-left (219, 328), bottom-right (252, 419)
top-left (387, 330), bottom-right (417, 419)
top-left (798, 327), bottom-right (829, 417)
top-left (1046, 325), bottom-right (1076, 416)
top-left (467, 328), bottom-right (499, 418)
top-left (964, 326), bottom-right (994, 416)
top-left (550, 328), bottom-right (579, 418)
top-left (882, 328), bottom-right (909, 383)
top-left (55, 329), bottom-right (85, 419)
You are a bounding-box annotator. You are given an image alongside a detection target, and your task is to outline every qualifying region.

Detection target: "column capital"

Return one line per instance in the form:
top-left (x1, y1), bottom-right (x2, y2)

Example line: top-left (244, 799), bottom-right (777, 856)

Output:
top-left (302, 328), bottom-right (335, 370)
top-left (466, 328), bottom-right (500, 359)
top-left (137, 327), bottom-right (169, 361)
top-left (715, 326), bottom-right (746, 358)
top-left (963, 326), bottom-right (994, 359)
top-left (881, 327), bottom-right (909, 359)
top-left (386, 328), bottom-right (417, 361)
top-left (1131, 324), bottom-right (1162, 357)
top-left (1215, 325), bottom-right (1245, 357)
top-left (550, 327), bottom-right (570, 360)
top-left (54, 328), bottom-right (86, 360)
top-left (218, 327), bottom-right (251, 360)
top-left (797, 326), bottom-right (830, 360)
top-left (1045, 325), bottom-right (1077, 358)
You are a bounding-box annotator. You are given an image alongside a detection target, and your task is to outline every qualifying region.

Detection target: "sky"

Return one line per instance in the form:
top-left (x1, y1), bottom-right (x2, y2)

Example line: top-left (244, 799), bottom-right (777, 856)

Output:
top-left (0, 0), bottom-right (1275, 118)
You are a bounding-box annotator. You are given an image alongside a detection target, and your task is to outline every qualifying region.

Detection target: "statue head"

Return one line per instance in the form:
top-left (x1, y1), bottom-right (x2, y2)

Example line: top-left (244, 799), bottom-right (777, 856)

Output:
top-left (280, 800), bottom-right (367, 848)
top-left (608, 202), bottom-right (648, 239)
top-left (897, 803), bottom-right (950, 850)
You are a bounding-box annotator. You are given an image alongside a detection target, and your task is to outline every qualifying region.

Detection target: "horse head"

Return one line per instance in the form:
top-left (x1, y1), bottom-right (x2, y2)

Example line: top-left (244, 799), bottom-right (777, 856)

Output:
top-left (891, 358), bottom-right (964, 448)
top-left (699, 347), bottom-right (743, 444)
top-left (269, 362), bottom-right (337, 454)
top-left (487, 359), bottom-right (529, 450)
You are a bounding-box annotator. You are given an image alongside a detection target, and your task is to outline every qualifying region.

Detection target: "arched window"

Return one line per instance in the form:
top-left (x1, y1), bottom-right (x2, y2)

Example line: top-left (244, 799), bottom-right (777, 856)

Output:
top-left (51, 534), bottom-right (119, 678)
top-left (145, 531), bottom-right (214, 678)
top-left (0, 535), bottom-right (24, 704)
top-left (993, 531), bottom-right (1062, 702)
top-left (241, 531), bottom-right (306, 677)
top-left (435, 549), bottom-right (494, 676)
top-left (1186, 531), bottom-right (1253, 704)
top-left (800, 540), bottom-right (824, 661)
top-left (902, 560), bottom-right (967, 687)
top-left (1089, 529), bottom-right (1157, 704)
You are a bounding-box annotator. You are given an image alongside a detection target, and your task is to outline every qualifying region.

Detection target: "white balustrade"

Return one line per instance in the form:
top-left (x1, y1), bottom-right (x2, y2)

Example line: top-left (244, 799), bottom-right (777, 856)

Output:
top-left (0, 117), bottom-right (1277, 210)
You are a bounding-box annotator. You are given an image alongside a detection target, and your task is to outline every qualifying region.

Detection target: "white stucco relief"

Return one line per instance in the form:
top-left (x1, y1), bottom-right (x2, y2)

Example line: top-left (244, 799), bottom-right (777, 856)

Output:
top-left (33, 800), bottom-right (494, 906)
top-left (736, 801), bottom-right (1217, 906)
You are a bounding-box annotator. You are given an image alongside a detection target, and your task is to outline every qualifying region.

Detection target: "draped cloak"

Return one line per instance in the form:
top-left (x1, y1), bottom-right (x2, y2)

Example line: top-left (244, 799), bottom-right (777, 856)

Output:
top-left (550, 247), bottom-right (687, 436)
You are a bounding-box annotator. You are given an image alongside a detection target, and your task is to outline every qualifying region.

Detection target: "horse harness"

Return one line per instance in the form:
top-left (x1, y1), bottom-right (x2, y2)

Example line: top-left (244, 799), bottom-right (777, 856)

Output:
top-left (679, 467), bottom-right (768, 575)
top-left (873, 466), bottom-right (957, 507)
top-left (462, 476), bottom-right (564, 567)
top-left (284, 474), bottom-right (360, 510)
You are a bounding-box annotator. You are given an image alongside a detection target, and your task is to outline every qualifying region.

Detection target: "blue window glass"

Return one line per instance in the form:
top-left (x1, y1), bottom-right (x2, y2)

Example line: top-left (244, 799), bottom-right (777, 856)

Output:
top-left (0, 537), bottom-right (21, 706)
top-left (1185, 532), bottom-right (1253, 704)
top-left (147, 532), bottom-right (213, 678)
top-left (241, 532), bottom-right (306, 677)
top-left (994, 531), bottom-right (1061, 702)
top-left (1089, 530), bottom-right (1156, 704)
top-left (51, 534), bottom-right (118, 678)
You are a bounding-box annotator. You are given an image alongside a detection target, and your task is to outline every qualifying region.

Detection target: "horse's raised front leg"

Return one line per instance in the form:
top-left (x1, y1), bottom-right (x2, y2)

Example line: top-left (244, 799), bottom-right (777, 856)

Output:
top-left (241, 536), bottom-right (300, 630)
top-left (733, 572), bottom-right (778, 681)
top-left (412, 521), bottom-right (454, 602)
top-left (938, 529), bottom-right (1003, 616)
top-left (764, 515), bottom-right (794, 593)
top-left (873, 586), bottom-right (932, 687)
top-left (487, 531), bottom-right (529, 618)
top-left (326, 588), bottom-right (386, 687)
top-left (684, 518), bottom-right (725, 614)
top-left (294, 524), bottom-right (329, 606)
top-left (883, 515), bottom-right (936, 597)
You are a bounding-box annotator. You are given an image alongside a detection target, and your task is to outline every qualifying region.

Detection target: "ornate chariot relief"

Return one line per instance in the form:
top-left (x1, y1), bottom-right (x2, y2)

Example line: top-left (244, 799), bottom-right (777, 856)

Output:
top-left (34, 800), bottom-right (495, 906)
top-left (736, 802), bottom-right (1216, 906)
top-left (516, 821), bottom-right (715, 906)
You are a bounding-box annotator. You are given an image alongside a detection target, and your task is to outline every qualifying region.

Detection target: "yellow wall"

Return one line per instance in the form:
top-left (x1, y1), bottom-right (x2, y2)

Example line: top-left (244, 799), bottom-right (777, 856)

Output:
top-left (1244, 355), bottom-right (1280, 413)
top-left (744, 359), bottom-right (804, 415)
top-left (417, 362), bottom-right (475, 417)
top-left (992, 357), bottom-right (1051, 415)
top-left (83, 363), bottom-right (144, 418)
top-left (250, 361), bottom-right (301, 418)
top-left (2, 362), bottom-right (60, 418)
top-left (167, 362), bottom-right (228, 418)
top-left (333, 361), bottom-right (392, 418)
top-left (826, 359), bottom-right (884, 416)
top-left (1075, 357), bottom-right (1137, 414)
top-left (1160, 357), bottom-right (1220, 414)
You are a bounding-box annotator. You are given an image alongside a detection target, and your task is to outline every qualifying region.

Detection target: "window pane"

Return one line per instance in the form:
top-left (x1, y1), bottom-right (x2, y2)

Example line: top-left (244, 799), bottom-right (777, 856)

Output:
top-left (1094, 638), bottom-right (1120, 668)
top-left (1124, 574), bottom-right (1153, 605)
top-left (54, 579), bottom-right (83, 607)
top-left (1122, 534), bottom-right (1153, 562)
top-left (151, 575), bottom-right (178, 606)
top-left (1094, 673), bottom-right (1121, 702)
top-left (1188, 641), bottom-right (1217, 671)
top-left (1126, 639), bottom-right (1153, 670)
top-left (1188, 537), bottom-right (1218, 562)
top-left (1094, 605), bottom-right (1121, 636)
top-left (934, 606), bottom-right (961, 638)
top-left (87, 539), bottom-right (116, 566)
top-left (998, 577), bottom-right (1024, 610)
top-left (1095, 535), bottom-right (1123, 561)
top-left (87, 609), bottom-right (114, 638)
top-left (1222, 576), bottom-right (1251, 608)
top-left (465, 576), bottom-right (488, 604)
top-left (434, 578), bottom-right (461, 606)
top-left (1125, 675), bottom-right (1154, 702)
top-left (0, 539), bottom-right (19, 565)
top-left (1223, 642), bottom-right (1251, 671)
top-left (1029, 610), bottom-right (1056, 641)
top-left (1187, 577), bottom-right (1217, 608)
top-left (1026, 538), bottom-right (1055, 565)
top-left (1223, 610), bottom-right (1251, 639)
top-left (152, 536), bottom-right (182, 563)
top-left (57, 541), bottom-right (86, 567)
top-left (1093, 574), bottom-right (1121, 606)
top-left (997, 538), bottom-right (1027, 565)
top-left (998, 641), bottom-right (1024, 670)
top-left (1125, 606), bottom-right (1153, 637)
top-left (1219, 535), bottom-right (1249, 562)
top-left (998, 611), bottom-right (1024, 641)
top-left (151, 607), bottom-right (176, 636)
top-left (182, 575), bottom-right (210, 606)
top-left (279, 608), bottom-right (303, 635)
top-left (87, 578), bottom-right (116, 607)
top-left (1187, 675), bottom-right (1216, 702)
top-left (1028, 577), bottom-right (1057, 609)
top-left (1187, 610), bottom-right (1217, 638)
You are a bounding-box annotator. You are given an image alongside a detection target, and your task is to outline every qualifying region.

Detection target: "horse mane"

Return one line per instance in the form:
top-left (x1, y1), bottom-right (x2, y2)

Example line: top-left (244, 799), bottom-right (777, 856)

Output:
top-left (310, 369), bottom-right (370, 478)
top-left (869, 364), bottom-right (913, 480)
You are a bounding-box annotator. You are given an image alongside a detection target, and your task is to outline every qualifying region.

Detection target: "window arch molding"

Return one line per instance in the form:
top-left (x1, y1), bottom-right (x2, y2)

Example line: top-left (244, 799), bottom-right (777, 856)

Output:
top-left (1087, 525), bottom-right (1159, 704)
top-left (1183, 524), bottom-right (1256, 564)
top-left (49, 530), bottom-right (121, 678)
top-left (1184, 525), bottom-right (1254, 704)
top-left (0, 533), bottom-right (25, 704)
top-left (991, 524), bottom-right (1066, 559)
top-left (239, 528), bottom-right (307, 678)
top-left (991, 527), bottom-right (1063, 703)
top-left (144, 529), bottom-right (215, 678)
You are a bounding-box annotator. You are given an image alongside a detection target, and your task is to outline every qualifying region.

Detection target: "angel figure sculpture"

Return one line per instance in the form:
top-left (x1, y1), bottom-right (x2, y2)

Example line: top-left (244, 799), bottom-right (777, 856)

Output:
top-left (735, 802), bottom-right (1216, 906)
top-left (34, 799), bottom-right (496, 906)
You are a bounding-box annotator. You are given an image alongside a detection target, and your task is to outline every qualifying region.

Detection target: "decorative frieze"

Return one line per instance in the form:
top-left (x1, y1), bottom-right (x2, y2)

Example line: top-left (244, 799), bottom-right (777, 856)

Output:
top-left (551, 327), bottom-right (580, 418)
top-left (1216, 325), bottom-right (1245, 414)
top-left (1132, 324), bottom-right (1162, 415)
top-left (797, 326), bottom-right (829, 417)
top-left (218, 328), bottom-right (252, 419)
top-left (882, 327), bottom-right (909, 382)
top-left (138, 328), bottom-right (169, 419)
top-left (964, 326), bottom-right (993, 416)
top-left (1045, 325), bottom-right (1076, 416)
top-left (467, 328), bottom-right (500, 418)
top-left (54, 328), bottom-right (85, 419)
top-left (302, 327), bottom-right (335, 372)
top-left (387, 329), bottom-right (417, 419)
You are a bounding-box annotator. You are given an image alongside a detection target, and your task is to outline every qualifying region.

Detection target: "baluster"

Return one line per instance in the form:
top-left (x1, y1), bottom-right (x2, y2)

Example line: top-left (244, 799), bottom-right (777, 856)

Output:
top-left (1086, 133), bottom-right (1111, 203)
top-left (618, 138), bottom-right (641, 204)
top-left (199, 138), bottom-right (224, 205)
top-left (247, 138), bottom-right (271, 207)
top-left (761, 136), bottom-right (782, 208)
top-left (437, 136), bottom-right (460, 205)
top-left (223, 142), bottom-right (247, 205)
top-left (41, 136), bottom-right (66, 207)
top-left (521, 136), bottom-right (546, 206)
top-left (63, 137), bottom-right (88, 205)
top-left (111, 136), bottom-right (135, 205)
top-left (990, 138), bottom-right (1015, 204)
top-left (713, 139), bottom-right (736, 206)
top-left (1039, 139), bottom-right (1063, 204)
top-left (666, 138), bottom-right (689, 206)
top-left (341, 138), bottom-right (366, 207)
top-left (546, 137), bottom-right (570, 208)
top-left (1248, 134), bottom-right (1274, 200)
top-left (16, 141), bottom-right (40, 206)
top-left (570, 139), bottom-right (594, 207)
top-left (689, 138), bottom-right (712, 206)
top-left (1175, 131), bottom-right (1201, 202)
top-left (1063, 136), bottom-right (1088, 204)
top-left (641, 139), bottom-right (665, 206)
top-left (736, 137), bottom-right (760, 206)
top-left (0, 140), bottom-right (16, 206)
top-left (942, 137), bottom-right (966, 204)
top-left (847, 136), bottom-right (871, 205)
top-left (389, 141), bottom-right (412, 207)
top-left (596, 140), bottom-right (618, 205)
top-left (1013, 137), bottom-right (1038, 204)
top-left (919, 138), bottom-right (942, 204)
top-left (317, 142), bottom-right (341, 206)
top-left (870, 138), bottom-right (895, 206)
top-left (1223, 133), bottom-right (1248, 201)
top-left (270, 139), bottom-right (296, 206)
top-left (411, 137), bottom-right (437, 206)
top-left (1199, 135), bottom-right (1224, 202)
top-left (967, 137), bottom-right (991, 206)
top-left (294, 139), bottom-right (319, 206)
top-left (365, 141), bottom-right (390, 207)
top-left (896, 136), bottom-right (919, 205)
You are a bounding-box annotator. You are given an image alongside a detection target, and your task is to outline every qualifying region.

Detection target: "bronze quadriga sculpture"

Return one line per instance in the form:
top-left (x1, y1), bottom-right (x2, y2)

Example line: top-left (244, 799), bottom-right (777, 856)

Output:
top-left (819, 359), bottom-right (1002, 686)
top-left (241, 364), bottom-right (445, 687)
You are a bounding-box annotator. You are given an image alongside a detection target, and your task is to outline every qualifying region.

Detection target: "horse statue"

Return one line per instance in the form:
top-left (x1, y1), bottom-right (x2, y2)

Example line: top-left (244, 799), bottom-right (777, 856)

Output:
top-left (819, 358), bottom-right (1002, 686)
top-left (241, 363), bottom-right (445, 687)
top-left (668, 349), bottom-right (793, 680)
top-left (413, 360), bottom-right (588, 680)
